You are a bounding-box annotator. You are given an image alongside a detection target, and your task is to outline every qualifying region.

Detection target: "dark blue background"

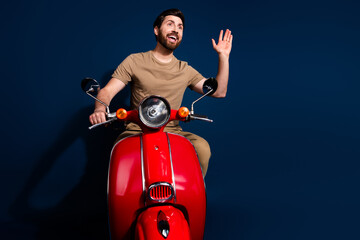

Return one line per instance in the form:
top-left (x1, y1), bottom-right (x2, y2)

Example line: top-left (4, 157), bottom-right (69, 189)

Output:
top-left (1, 0), bottom-right (359, 239)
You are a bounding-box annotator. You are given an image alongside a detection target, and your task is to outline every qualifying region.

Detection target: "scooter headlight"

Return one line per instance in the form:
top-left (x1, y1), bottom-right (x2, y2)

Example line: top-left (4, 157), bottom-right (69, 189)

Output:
top-left (138, 96), bottom-right (171, 129)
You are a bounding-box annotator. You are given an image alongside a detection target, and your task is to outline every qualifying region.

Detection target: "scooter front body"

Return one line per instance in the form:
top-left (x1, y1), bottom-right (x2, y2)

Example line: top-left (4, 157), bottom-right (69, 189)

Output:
top-left (108, 130), bottom-right (206, 240)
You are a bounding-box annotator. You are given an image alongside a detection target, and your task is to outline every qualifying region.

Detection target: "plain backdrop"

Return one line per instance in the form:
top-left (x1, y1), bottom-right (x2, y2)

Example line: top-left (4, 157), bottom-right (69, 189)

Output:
top-left (1, 0), bottom-right (359, 239)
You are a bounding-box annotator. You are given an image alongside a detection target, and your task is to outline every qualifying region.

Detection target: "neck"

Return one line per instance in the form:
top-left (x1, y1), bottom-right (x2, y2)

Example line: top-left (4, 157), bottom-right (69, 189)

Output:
top-left (152, 43), bottom-right (174, 63)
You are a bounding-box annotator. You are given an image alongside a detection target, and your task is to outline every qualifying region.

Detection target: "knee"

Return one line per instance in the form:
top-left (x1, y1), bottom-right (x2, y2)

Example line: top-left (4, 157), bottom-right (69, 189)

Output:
top-left (192, 138), bottom-right (211, 177)
top-left (195, 138), bottom-right (211, 160)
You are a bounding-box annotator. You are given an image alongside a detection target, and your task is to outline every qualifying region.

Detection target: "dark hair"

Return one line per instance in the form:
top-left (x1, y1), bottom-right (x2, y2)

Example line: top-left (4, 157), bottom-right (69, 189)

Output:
top-left (153, 8), bottom-right (185, 29)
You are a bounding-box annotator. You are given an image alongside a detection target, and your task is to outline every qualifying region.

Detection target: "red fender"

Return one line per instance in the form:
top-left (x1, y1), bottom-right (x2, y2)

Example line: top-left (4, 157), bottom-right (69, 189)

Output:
top-left (108, 132), bottom-right (206, 240)
top-left (135, 205), bottom-right (191, 240)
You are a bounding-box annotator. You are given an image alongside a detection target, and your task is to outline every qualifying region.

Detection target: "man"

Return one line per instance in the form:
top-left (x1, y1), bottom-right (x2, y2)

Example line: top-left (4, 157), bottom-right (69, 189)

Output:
top-left (89, 9), bottom-right (232, 177)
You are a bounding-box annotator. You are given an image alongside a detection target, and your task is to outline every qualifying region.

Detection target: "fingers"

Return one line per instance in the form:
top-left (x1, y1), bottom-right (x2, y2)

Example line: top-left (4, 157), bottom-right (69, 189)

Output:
top-left (211, 38), bottom-right (216, 48)
top-left (89, 111), bottom-right (107, 125)
top-left (216, 29), bottom-right (233, 43)
top-left (218, 29), bottom-right (224, 42)
top-left (213, 29), bottom-right (233, 53)
top-left (224, 29), bottom-right (232, 42)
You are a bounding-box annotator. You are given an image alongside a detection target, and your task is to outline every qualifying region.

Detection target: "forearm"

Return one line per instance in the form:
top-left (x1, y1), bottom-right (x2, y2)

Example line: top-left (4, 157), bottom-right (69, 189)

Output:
top-left (213, 54), bottom-right (229, 98)
top-left (89, 78), bottom-right (125, 125)
top-left (94, 88), bottom-right (112, 112)
top-left (93, 78), bottom-right (126, 112)
top-left (211, 29), bottom-right (232, 98)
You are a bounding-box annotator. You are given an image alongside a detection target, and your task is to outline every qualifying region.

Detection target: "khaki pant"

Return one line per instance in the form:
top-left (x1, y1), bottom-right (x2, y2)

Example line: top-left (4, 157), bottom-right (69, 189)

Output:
top-left (116, 124), bottom-right (211, 177)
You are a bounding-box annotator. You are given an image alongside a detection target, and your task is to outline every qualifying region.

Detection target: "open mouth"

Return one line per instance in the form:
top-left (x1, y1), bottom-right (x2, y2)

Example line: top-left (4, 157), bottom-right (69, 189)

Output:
top-left (167, 35), bottom-right (178, 43)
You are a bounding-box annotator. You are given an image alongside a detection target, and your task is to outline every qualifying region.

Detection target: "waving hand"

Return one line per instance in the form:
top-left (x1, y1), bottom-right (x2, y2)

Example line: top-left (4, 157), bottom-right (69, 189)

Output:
top-left (212, 29), bottom-right (233, 57)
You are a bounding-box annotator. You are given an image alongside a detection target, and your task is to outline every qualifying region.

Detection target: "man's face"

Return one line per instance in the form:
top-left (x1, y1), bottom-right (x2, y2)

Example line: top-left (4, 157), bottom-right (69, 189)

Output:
top-left (155, 15), bottom-right (184, 51)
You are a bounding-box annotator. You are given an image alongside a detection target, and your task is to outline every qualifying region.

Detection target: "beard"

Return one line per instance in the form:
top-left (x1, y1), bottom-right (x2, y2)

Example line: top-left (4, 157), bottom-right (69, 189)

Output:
top-left (157, 31), bottom-right (182, 51)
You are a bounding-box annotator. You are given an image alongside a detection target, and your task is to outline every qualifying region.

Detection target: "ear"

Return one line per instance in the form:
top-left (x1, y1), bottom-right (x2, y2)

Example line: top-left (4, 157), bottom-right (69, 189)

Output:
top-left (154, 26), bottom-right (159, 36)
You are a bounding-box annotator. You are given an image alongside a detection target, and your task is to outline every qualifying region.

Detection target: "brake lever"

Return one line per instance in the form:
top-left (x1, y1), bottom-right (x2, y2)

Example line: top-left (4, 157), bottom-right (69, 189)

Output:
top-left (89, 112), bottom-right (117, 130)
top-left (188, 114), bottom-right (213, 123)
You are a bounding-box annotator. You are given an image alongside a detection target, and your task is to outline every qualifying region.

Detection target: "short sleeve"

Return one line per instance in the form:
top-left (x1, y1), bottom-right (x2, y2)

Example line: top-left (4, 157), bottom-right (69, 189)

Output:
top-left (111, 55), bottom-right (134, 85)
top-left (187, 65), bottom-right (205, 90)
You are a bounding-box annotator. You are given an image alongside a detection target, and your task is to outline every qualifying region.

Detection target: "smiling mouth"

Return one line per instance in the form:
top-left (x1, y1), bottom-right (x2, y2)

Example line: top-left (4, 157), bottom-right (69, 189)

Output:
top-left (167, 35), bottom-right (178, 43)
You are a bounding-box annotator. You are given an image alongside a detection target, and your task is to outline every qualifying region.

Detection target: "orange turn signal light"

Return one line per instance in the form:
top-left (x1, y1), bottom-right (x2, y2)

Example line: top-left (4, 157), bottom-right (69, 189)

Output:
top-left (178, 107), bottom-right (190, 118)
top-left (116, 108), bottom-right (128, 120)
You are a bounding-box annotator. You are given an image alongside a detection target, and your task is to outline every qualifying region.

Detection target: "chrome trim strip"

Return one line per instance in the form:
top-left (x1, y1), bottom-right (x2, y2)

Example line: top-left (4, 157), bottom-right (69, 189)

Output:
top-left (140, 134), bottom-right (146, 205)
top-left (107, 133), bottom-right (142, 196)
top-left (106, 133), bottom-right (142, 239)
top-left (166, 132), bottom-right (198, 158)
top-left (166, 133), bottom-right (177, 202)
top-left (166, 132), bottom-right (206, 186)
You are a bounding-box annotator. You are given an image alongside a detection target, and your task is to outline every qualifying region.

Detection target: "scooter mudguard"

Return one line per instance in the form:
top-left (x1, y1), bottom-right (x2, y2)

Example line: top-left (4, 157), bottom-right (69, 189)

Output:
top-left (108, 132), bottom-right (206, 240)
top-left (135, 205), bottom-right (191, 240)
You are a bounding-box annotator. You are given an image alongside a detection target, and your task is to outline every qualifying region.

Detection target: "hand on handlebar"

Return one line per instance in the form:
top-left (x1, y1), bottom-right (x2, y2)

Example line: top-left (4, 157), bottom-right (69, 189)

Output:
top-left (89, 110), bottom-right (107, 125)
top-left (89, 111), bottom-right (118, 129)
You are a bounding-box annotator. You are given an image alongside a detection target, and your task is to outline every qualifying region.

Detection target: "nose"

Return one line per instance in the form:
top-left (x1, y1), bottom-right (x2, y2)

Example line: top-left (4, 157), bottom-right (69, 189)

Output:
top-left (171, 25), bottom-right (180, 33)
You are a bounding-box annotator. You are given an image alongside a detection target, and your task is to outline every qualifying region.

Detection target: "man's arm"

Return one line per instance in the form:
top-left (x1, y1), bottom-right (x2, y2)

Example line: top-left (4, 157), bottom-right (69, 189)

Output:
top-left (193, 29), bottom-right (233, 98)
top-left (89, 78), bottom-right (126, 125)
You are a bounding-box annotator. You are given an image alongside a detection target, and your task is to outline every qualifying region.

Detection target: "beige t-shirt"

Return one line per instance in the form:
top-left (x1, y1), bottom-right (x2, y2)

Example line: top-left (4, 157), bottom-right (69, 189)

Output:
top-left (112, 51), bottom-right (204, 127)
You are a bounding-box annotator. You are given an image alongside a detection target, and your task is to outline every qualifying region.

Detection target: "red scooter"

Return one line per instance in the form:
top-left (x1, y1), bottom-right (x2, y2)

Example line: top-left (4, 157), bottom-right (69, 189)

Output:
top-left (81, 77), bottom-right (217, 240)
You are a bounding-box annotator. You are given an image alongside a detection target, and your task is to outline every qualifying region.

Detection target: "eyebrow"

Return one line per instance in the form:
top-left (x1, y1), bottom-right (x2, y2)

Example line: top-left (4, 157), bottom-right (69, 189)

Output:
top-left (165, 19), bottom-right (183, 27)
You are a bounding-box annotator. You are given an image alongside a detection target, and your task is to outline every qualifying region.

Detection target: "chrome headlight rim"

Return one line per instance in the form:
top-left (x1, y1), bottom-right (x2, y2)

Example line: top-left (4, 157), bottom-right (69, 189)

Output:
top-left (138, 95), bottom-right (171, 129)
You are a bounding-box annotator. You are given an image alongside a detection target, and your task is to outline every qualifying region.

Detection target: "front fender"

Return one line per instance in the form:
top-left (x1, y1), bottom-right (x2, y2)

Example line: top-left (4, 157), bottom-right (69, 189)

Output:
top-left (135, 205), bottom-right (190, 240)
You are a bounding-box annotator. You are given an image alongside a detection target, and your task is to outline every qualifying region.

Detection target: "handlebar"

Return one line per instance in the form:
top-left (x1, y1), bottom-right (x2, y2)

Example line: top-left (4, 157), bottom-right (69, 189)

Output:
top-left (88, 112), bottom-right (117, 130)
top-left (187, 114), bottom-right (213, 123)
top-left (88, 111), bottom-right (213, 130)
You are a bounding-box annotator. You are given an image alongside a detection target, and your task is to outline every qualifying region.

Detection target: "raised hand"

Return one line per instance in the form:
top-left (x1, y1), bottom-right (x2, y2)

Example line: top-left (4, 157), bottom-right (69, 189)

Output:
top-left (212, 29), bottom-right (233, 57)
